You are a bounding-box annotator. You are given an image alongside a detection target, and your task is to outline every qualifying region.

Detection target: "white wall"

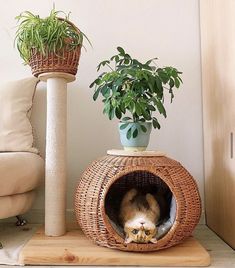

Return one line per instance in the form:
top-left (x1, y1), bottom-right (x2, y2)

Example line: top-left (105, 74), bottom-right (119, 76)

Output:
top-left (0, 0), bottom-right (204, 219)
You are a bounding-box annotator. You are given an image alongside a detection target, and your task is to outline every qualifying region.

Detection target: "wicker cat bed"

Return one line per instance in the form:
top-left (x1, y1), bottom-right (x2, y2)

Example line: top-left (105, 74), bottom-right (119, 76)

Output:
top-left (74, 153), bottom-right (201, 252)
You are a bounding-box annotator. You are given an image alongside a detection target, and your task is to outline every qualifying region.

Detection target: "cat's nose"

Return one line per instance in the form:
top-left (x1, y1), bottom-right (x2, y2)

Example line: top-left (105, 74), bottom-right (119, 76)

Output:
top-left (140, 222), bottom-right (145, 225)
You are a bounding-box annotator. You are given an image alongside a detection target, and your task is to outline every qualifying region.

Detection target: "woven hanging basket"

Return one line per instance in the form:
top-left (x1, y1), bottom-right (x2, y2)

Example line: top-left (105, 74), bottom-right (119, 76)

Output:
top-left (74, 154), bottom-right (201, 252)
top-left (29, 18), bottom-right (81, 77)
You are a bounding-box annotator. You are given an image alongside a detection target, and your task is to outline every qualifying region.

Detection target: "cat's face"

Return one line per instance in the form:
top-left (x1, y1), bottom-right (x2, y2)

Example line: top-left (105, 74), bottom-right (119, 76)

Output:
top-left (124, 218), bottom-right (157, 244)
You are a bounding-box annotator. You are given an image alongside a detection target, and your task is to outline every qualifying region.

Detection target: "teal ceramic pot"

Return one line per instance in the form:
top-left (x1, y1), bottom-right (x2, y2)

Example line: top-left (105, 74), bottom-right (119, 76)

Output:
top-left (118, 122), bottom-right (152, 151)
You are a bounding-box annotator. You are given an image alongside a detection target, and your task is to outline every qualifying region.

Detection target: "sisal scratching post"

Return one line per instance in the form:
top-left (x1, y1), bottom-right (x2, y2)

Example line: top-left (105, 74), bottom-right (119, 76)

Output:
top-left (39, 72), bottom-right (75, 236)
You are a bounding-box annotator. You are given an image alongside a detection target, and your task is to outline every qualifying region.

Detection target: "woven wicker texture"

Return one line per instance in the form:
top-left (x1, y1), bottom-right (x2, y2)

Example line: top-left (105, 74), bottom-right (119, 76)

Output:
top-left (74, 155), bottom-right (201, 252)
top-left (29, 19), bottom-right (81, 77)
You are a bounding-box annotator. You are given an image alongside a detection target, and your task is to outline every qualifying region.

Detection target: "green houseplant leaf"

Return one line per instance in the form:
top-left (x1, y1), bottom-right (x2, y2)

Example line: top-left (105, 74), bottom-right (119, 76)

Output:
top-left (126, 127), bottom-right (132, 140)
top-left (132, 128), bottom-right (138, 138)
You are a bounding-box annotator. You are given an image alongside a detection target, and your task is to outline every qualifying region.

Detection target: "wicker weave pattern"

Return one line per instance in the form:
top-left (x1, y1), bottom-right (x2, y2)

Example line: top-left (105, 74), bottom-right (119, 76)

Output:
top-left (74, 155), bottom-right (201, 252)
top-left (29, 46), bottom-right (81, 77)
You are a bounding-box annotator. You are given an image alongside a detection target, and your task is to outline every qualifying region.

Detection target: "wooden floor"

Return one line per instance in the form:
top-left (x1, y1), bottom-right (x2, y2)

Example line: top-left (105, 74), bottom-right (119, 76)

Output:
top-left (19, 225), bottom-right (210, 266)
top-left (194, 225), bottom-right (235, 268)
top-left (1, 225), bottom-right (235, 267)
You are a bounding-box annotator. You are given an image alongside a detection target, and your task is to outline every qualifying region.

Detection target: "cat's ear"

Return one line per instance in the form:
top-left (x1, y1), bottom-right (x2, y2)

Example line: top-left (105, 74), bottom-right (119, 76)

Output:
top-left (124, 236), bottom-right (133, 244)
top-left (150, 237), bottom-right (158, 244)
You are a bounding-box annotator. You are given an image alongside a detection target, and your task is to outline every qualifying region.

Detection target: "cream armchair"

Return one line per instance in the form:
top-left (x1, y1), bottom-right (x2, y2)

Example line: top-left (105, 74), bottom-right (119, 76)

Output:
top-left (0, 78), bottom-right (45, 225)
top-left (0, 152), bottom-right (44, 223)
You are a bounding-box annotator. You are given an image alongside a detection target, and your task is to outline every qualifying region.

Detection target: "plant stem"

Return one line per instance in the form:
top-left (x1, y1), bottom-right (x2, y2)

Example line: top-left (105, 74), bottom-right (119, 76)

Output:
top-left (133, 113), bottom-right (138, 122)
top-left (106, 64), bottom-right (114, 71)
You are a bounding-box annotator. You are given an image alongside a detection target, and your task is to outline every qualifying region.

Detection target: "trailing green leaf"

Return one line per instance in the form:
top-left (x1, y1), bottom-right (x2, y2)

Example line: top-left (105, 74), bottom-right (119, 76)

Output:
top-left (108, 108), bottom-right (115, 120)
top-left (120, 123), bottom-right (129, 130)
top-left (127, 127), bottom-right (132, 140)
top-left (122, 116), bottom-right (132, 121)
top-left (140, 124), bottom-right (147, 133)
top-left (132, 128), bottom-right (138, 138)
top-left (153, 117), bottom-right (161, 129)
top-left (117, 46), bottom-right (125, 55)
top-left (153, 98), bottom-right (167, 118)
top-left (115, 108), bottom-right (122, 119)
top-left (93, 89), bottom-right (100, 101)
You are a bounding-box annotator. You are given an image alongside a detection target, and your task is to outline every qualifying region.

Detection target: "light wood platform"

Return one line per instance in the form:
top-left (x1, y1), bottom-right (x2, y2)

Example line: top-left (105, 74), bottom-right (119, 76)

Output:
top-left (19, 225), bottom-right (210, 266)
top-left (107, 149), bottom-right (166, 157)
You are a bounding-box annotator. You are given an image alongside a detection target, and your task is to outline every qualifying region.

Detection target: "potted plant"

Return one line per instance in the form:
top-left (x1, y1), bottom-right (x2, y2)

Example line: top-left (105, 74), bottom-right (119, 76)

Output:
top-left (90, 47), bottom-right (183, 151)
top-left (15, 8), bottom-right (90, 77)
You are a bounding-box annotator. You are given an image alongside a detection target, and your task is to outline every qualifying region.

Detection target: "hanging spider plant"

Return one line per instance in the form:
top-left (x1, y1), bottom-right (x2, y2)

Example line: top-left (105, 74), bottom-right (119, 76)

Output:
top-left (15, 8), bottom-right (90, 76)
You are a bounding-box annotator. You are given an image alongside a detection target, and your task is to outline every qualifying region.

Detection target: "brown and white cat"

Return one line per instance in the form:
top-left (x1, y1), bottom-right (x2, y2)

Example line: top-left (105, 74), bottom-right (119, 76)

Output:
top-left (119, 188), bottom-right (160, 244)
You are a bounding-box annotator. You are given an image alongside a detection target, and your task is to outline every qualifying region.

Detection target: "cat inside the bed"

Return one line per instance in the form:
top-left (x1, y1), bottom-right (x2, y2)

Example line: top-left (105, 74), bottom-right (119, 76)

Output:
top-left (119, 188), bottom-right (160, 244)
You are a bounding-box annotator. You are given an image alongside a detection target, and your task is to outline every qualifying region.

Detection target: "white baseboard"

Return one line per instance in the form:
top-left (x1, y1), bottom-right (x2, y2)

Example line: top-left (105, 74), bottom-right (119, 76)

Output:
top-left (1, 208), bottom-right (206, 225)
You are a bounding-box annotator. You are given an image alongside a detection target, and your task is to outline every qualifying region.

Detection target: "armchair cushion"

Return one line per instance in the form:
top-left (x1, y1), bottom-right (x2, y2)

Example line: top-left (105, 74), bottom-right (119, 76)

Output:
top-left (0, 191), bottom-right (35, 219)
top-left (0, 77), bottom-right (39, 153)
top-left (0, 152), bottom-right (44, 197)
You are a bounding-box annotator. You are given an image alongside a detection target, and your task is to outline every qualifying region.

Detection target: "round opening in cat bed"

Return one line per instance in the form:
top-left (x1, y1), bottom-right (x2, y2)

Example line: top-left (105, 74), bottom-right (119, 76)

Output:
top-left (104, 170), bottom-right (177, 244)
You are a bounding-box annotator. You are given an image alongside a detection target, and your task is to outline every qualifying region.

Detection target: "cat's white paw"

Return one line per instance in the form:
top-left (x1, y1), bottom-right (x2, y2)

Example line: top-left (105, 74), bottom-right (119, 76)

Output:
top-left (150, 237), bottom-right (158, 244)
top-left (129, 188), bottom-right (138, 195)
top-left (146, 193), bottom-right (155, 204)
top-left (127, 188), bottom-right (138, 200)
top-left (124, 236), bottom-right (133, 244)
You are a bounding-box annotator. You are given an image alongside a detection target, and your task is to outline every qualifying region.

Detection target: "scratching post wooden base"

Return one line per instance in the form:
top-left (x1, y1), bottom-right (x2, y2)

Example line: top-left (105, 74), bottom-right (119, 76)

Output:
top-left (19, 225), bottom-right (210, 266)
top-left (39, 72), bottom-right (75, 237)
